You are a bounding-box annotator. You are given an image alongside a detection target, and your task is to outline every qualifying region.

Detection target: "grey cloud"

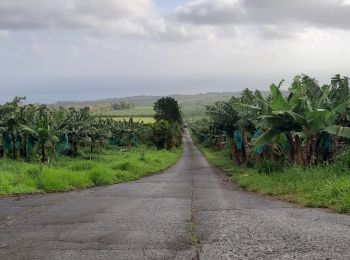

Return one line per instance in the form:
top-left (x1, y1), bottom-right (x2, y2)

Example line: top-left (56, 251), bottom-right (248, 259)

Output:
top-left (177, 0), bottom-right (350, 30)
top-left (0, 0), bottom-right (215, 41)
top-left (0, 0), bottom-right (153, 31)
top-left (146, 18), bottom-right (216, 42)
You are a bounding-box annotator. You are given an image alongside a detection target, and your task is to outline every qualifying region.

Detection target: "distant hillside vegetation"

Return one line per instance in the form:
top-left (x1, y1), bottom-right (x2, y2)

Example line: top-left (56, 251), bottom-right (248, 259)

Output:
top-left (54, 92), bottom-right (242, 107)
top-left (54, 91), bottom-right (274, 119)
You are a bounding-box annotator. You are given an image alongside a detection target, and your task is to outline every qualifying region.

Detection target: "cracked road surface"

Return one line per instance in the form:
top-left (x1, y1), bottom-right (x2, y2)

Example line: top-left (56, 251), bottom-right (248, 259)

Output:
top-left (1, 132), bottom-right (350, 259)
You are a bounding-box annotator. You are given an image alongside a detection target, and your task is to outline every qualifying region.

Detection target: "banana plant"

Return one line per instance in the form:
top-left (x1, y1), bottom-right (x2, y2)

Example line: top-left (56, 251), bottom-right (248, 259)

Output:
top-left (254, 76), bottom-right (350, 166)
top-left (0, 97), bottom-right (34, 160)
top-left (29, 105), bottom-right (59, 162)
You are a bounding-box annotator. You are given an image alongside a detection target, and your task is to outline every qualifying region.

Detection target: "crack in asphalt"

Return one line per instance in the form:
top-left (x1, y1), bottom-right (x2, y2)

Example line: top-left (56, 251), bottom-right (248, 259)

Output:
top-left (188, 138), bottom-right (201, 260)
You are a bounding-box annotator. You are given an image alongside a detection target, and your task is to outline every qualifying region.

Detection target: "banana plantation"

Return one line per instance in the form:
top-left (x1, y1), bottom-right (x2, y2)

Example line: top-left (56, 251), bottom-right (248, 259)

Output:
top-left (0, 97), bottom-right (182, 163)
top-left (192, 74), bottom-right (350, 168)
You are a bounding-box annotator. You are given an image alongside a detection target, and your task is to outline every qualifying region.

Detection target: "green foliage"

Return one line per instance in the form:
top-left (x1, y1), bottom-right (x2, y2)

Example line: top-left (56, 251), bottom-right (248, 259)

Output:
top-left (0, 96), bottom-right (167, 162)
top-left (192, 74), bottom-right (350, 167)
top-left (154, 97), bottom-right (182, 123)
top-left (206, 101), bottom-right (238, 133)
top-left (112, 101), bottom-right (134, 110)
top-left (152, 120), bottom-right (183, 150)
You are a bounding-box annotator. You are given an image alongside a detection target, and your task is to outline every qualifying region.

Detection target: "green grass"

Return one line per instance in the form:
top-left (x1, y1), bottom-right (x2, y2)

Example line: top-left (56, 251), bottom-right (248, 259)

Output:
top-left (0, 146), bottom-right (182, 195)
top-left (189, 221), bottom-right (200, 254)
top-left (193, 137), bottom-right (350, 214)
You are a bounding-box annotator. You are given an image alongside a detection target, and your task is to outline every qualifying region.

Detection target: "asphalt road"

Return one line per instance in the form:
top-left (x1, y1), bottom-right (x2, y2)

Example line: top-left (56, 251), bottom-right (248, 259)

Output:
top-left (1, 131), bottom-right (350, 259)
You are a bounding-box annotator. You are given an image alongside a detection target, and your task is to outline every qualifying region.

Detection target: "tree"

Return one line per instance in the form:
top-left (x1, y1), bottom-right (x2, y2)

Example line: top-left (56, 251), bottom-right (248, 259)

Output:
top-left (154, 97), bottom-right (182, 123)
top-left (112, 102), bottom-right (121, 110)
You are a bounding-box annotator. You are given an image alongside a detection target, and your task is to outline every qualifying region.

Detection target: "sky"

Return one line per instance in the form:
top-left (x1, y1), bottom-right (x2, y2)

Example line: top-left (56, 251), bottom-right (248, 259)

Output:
top-left (0, 0), bottom-right (349, 103)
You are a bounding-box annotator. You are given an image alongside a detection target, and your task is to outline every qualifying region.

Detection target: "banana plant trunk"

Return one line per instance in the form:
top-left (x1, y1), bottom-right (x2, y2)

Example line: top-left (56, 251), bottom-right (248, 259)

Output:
top-left (11, 132), bottom-right (18, 160)
top-left (90, 141), bottom-right (94, 160)
top-left (263, 144), bottom-right (272, 160)
top-left (333, 136), bottom-right (339, 156)
top-left (286, 133), bottom-right (295, 163)
top-left (21, 136), bottom-right (27, 159)
top-left (292, 135), bottom-right (304, 166)
top-left (305, 136), bottom-right (317, 167)
top-left (241, 127), bottom-right (248, 164)
top-left (41, 144), bottom-right (46, 163)
top-left (230, 144), bottom-right (240, 165)
top-left (286, 134), bottom-right (304, 166)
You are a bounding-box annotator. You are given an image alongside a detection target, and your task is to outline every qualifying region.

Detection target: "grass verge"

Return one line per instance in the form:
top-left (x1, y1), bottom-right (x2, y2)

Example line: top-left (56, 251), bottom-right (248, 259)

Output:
top-left (0, 146), bottom-right (182, 196)
top-left (193, 137), bottom-right (350, 214)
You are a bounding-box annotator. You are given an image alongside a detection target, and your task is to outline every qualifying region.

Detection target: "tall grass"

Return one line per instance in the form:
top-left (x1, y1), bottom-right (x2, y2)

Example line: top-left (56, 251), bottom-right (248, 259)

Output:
top-left (0, 146), bottom-right (181, 195)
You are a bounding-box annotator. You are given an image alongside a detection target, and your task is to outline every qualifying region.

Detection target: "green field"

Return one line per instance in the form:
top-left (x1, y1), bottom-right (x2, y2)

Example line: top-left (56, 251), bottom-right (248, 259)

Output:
top-left (103, 106), bottom-right (155, 117)
top-left (112, 117), bottom-right (155, 124)
top-left (84, 92), bottom-right (237, 120)
top-left (0, 146), bottom-right (182, 195)
top-left (102, 105), bottom-right (207, 121)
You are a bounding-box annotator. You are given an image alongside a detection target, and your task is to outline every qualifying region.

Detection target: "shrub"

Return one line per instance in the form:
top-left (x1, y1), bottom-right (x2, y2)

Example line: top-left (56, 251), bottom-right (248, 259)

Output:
top-left (152, 120), bottom-right (183, 150)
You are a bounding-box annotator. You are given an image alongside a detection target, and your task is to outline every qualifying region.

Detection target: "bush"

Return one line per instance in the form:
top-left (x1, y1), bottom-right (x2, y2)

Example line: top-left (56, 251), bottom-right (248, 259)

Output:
top-left (152, 120), bottom-right (183, 150)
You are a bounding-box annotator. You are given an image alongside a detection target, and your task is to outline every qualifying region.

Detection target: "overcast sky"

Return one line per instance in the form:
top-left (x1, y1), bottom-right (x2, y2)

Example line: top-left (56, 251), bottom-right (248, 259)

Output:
top-left (0, 0), bottom-right (349, 103)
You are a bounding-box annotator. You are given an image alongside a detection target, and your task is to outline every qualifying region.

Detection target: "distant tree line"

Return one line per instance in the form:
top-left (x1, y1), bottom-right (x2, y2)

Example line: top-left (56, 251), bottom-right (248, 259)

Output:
top-left (111, 101), bottom-right (135, 110)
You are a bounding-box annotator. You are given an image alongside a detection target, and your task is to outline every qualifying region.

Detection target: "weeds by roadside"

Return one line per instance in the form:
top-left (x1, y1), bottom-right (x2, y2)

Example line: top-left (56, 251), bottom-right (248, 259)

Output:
top-left (0, 146), bottom-right (182, 195)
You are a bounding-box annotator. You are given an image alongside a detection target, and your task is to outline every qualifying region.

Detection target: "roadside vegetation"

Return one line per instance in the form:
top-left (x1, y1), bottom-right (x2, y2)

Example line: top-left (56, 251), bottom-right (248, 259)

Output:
top-left (0, 97), bottom-right (183, 195)
top-left (191, 74), bottom-right (350, 214)
top-left (0, 146), bottom-right (181, 195)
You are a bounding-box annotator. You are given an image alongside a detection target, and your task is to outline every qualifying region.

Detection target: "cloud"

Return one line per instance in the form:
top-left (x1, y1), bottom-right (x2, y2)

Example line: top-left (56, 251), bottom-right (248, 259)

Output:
top-left (146, 18), bottom-right (216, 42)
top-left (177, 0), bottom-right (350, 32)
top-left (0, 0), bottom-right (219, 41)
top-left (0, 0), bottom-right (154, 36)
